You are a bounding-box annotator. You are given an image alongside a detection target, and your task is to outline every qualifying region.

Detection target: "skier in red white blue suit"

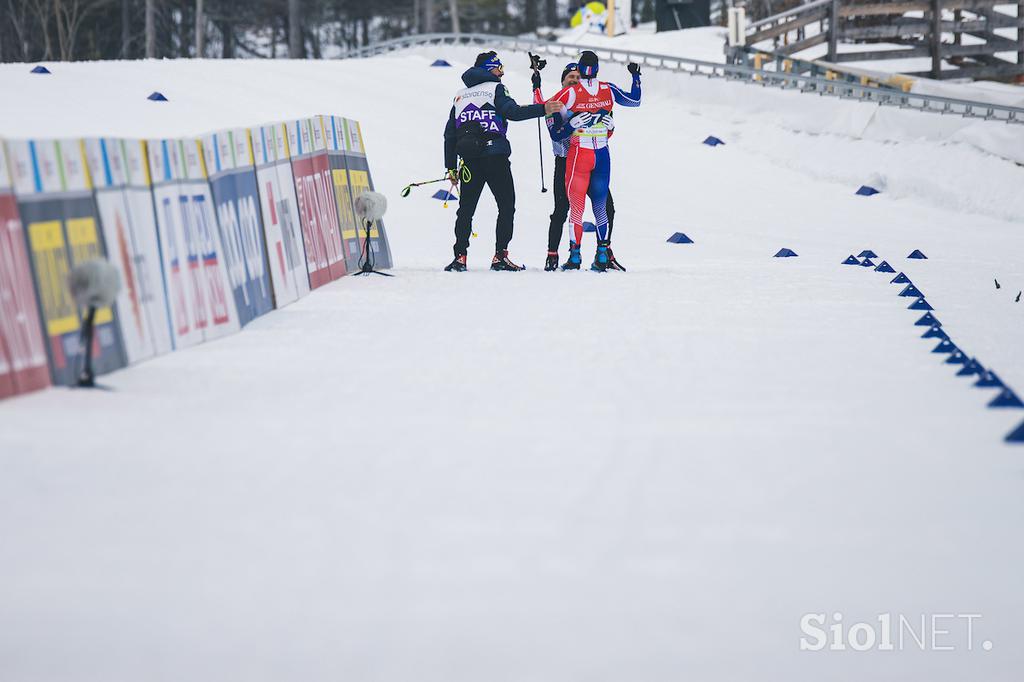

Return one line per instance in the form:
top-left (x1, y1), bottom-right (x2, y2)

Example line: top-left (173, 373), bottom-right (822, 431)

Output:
top-left (548, 50), bottom-right (641, 272)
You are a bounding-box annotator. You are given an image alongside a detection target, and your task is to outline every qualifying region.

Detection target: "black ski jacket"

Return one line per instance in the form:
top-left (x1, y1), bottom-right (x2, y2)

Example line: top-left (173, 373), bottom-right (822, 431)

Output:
top-left (443, 67), bottom-right (545, 170)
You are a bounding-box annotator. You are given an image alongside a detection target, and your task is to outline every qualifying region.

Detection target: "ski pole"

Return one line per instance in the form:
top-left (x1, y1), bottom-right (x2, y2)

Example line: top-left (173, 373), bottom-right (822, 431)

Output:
top-left (400, 175), bottom-right (451, 197)
top-left (536, 118), bottom-right (547, 194)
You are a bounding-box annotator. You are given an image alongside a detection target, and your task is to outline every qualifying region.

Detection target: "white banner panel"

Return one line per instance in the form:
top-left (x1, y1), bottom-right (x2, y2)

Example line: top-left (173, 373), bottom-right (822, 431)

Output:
top-left (84, 138), bottom-right (173, 363)
top-left (251, 123), bottom-right (309, 307)
top-left (148, 138), bottom-right (239, 350)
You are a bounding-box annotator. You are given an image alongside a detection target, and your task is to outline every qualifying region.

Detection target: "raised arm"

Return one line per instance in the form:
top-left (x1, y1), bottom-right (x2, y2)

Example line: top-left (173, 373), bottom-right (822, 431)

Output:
top-left (609, 71), bottom-right (641, 107)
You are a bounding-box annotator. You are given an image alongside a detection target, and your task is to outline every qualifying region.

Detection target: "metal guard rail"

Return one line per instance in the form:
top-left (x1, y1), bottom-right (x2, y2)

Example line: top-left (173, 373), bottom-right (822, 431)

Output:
top-left (342, 32), bottom-right (1024, 125)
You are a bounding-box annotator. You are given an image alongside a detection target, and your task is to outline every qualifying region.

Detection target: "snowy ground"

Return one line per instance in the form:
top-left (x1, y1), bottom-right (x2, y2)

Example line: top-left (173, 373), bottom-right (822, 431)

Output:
top-left (1, 47), bottom-right (1024, 681)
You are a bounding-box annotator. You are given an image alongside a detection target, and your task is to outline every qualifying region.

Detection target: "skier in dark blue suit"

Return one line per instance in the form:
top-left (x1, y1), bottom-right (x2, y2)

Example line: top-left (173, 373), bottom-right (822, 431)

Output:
top-left (442, 51), bottom-right (564, 272)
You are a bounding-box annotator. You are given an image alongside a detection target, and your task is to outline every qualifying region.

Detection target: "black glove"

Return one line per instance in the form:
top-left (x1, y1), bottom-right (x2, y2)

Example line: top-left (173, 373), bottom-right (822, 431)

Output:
top-left (627, 62), bottom-right (641, 76)
top-left (531, 70), bottom-right (542, 89)
top-left (529, 52), bottom-right (547, 71)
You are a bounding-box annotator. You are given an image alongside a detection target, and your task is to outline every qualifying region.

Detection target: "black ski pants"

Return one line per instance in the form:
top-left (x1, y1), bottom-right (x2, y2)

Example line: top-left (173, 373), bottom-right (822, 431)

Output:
top-left (547, 154), bottom-right (616, 252)
top-left (453, 155), bottom-right (516, 257)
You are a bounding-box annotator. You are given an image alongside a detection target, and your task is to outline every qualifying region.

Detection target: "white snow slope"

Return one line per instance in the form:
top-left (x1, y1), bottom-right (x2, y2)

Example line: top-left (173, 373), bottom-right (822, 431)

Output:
top-left (1, 46), bottom-right (1023, 682)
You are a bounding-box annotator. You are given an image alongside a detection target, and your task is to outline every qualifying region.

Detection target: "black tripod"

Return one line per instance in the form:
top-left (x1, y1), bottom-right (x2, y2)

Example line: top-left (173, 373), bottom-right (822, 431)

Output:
top-left (353, 218), bottom-right (392, 277)
top-left (76, 306), bottom-right (98, 387)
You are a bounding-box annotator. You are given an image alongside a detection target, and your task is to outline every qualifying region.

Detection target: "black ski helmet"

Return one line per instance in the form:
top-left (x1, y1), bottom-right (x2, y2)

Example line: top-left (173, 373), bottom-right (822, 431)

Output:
top-left (578, 50), bottom-right (599, 78)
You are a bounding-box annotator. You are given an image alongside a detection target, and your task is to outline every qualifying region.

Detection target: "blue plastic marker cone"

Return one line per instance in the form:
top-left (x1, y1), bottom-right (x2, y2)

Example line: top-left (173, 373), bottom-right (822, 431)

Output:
top-left (856, 185), bottom-right (880, 196)
top-left (667, 232), bottom-right (694, 244)
top-left (842, 255), bottom-right (860, 265)
top-left (858, 250), bottom-right (878, 259)
top-left (899, 284), bottom-right (924, 298)
top-left (945, 350), bottom-right (968, 365)
top-left (431, 59), bottom-right (452, 67)
top-left (875, 261), bottom-right (896, 273)
top-left (915, 312), bottom-right (939, 327)
top-left (932, 339), bottom-right (957, 354)
top-left (432, 189), bottom-right (457, 201)
top-left (31, 65), bottom-right (51, 74)
top-left (988, 388), bottom-right (1023, 408)
top-left (891, 272), bottom-right (911, 284)
top-left (148, 91), bottom-right (168, 101)
top-left (922, 325), bottom-right (948, 340)
top-left (909, 298), bottom-right (933, 311)
top-left (975, 370), bottom-right (1004, 388)
top-left (583, 221), bottom-right (597, 233)
top-left (774, 248), bottom-right (798, 257)
top-left (702, 136), bottom-right (725, 146)
top-left (908, 249), bottom-right (927, 259)
top-left (957, 359), bottom-right (984, 376)
top-left (1006, 420), bottom-right (1024, 443)
top-left (860, 258), bottom-right (875, 267)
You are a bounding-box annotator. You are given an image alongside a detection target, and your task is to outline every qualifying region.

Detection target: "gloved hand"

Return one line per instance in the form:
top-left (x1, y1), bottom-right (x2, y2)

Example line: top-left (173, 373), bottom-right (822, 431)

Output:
top-left (569, 111), bottom-right (594, 128)
top-left (531, 70), bottom-right (541, 89)
top-left (529, 52), bottom-right (547, 71)
top-left (446, 168), bottom-right (459, 183)
top-left (627, 62), bottom-right (641, 76)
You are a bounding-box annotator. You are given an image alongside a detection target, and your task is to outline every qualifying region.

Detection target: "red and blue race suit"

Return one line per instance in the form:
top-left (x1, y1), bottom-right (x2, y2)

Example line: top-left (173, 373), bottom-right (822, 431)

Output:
top-left (548, 75), bottom-right (640, 246)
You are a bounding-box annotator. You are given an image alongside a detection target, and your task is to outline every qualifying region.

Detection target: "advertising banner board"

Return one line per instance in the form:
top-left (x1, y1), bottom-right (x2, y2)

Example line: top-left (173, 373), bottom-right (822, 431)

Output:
top-left (202, 129), bottom-right (274, 325)
top-left (9, 138), bottom-right (127, 386)
top-left (251, 123), bottom-right (309, 307)
top-left (83, 138), bottom-right (173, 363)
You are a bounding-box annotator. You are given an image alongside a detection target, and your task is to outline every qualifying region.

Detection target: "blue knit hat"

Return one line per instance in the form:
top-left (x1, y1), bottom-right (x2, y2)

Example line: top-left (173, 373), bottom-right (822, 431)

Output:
top-left (475, 51), bottom-right (503, 71)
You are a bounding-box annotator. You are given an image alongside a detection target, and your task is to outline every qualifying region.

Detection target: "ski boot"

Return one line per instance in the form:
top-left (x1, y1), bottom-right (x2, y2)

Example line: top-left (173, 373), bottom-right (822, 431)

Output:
top-left (444, 254), bottom-right (467, 272)
top-left (606, 246), bottom-right (626, 271)
top-left (591, 241), bottom-right (610, 272)
top-left (491, 250), bottom-right (525, 271)
top-left (560, 241), bottom-right (582, 270)
top-left (544, 251), bottom-right (559, 271)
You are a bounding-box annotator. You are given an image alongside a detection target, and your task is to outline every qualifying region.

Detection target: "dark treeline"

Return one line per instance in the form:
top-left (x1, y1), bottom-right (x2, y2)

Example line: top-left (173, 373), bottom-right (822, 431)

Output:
top-left (0, 0), bottom-right (659, 63)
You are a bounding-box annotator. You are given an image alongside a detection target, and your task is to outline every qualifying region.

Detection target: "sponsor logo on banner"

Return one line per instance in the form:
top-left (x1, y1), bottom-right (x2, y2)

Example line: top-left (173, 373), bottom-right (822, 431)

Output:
top-left (0, 193), bottom-right (50, 397)
top-left (12, 136), bottom-right (128, 386)
top-left (149, 138), bottom-right (239, 349)
top-left (206, 129), bottom-right (274, 325)
top-left (86, 137), bottom-right (173, 363)
top-left (340, 142), bottom-right (392, 270)
top-left (291, 154), bottom-right (344, 287)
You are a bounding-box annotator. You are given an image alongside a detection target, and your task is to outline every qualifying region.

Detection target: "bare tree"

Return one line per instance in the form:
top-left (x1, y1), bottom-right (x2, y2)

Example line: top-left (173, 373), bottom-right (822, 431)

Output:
top-left (288, 0), bottom-right (301, 57)
top-left (424, 0), bottom-right (434, 32)
top-left (195, 0), bottom-right (204, 56)
top-left (448, 0), bottom-right (460, 33)
top-left (145, 0), bottom-right (154, 57)
top-left (544, 0), bottom-right (558, 27)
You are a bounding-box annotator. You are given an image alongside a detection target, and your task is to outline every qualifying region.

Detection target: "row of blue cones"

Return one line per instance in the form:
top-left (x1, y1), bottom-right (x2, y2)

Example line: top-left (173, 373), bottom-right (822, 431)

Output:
top-left (855, 257), bottom-right (1024, 443)
top-left (29, 66), bottom-right (170, 101)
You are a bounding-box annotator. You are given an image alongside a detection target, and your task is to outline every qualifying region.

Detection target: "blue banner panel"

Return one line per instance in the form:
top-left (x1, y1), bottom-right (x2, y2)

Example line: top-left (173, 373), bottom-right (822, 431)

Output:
top-left (203, 130), bottom-right (274, 325)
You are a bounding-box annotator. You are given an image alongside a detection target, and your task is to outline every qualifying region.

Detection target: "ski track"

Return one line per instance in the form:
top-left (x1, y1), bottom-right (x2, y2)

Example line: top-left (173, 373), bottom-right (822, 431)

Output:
top-left (1, 49), bottom-right (1023, 682)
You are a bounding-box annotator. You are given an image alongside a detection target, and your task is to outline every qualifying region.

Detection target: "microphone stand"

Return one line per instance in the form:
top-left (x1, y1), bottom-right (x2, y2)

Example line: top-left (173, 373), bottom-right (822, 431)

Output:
top-left (353, 218), bottom-right (392, 277)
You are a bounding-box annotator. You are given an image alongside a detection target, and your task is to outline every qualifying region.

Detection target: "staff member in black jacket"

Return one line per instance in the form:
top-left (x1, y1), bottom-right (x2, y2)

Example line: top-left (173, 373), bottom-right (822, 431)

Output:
top-left (443, 51), bottom-right (564, 271)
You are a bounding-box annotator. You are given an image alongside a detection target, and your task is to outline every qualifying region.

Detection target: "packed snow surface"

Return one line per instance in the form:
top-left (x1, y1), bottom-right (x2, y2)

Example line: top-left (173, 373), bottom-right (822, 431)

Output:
top-left (1, 44), bottom-right (1023, 682)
